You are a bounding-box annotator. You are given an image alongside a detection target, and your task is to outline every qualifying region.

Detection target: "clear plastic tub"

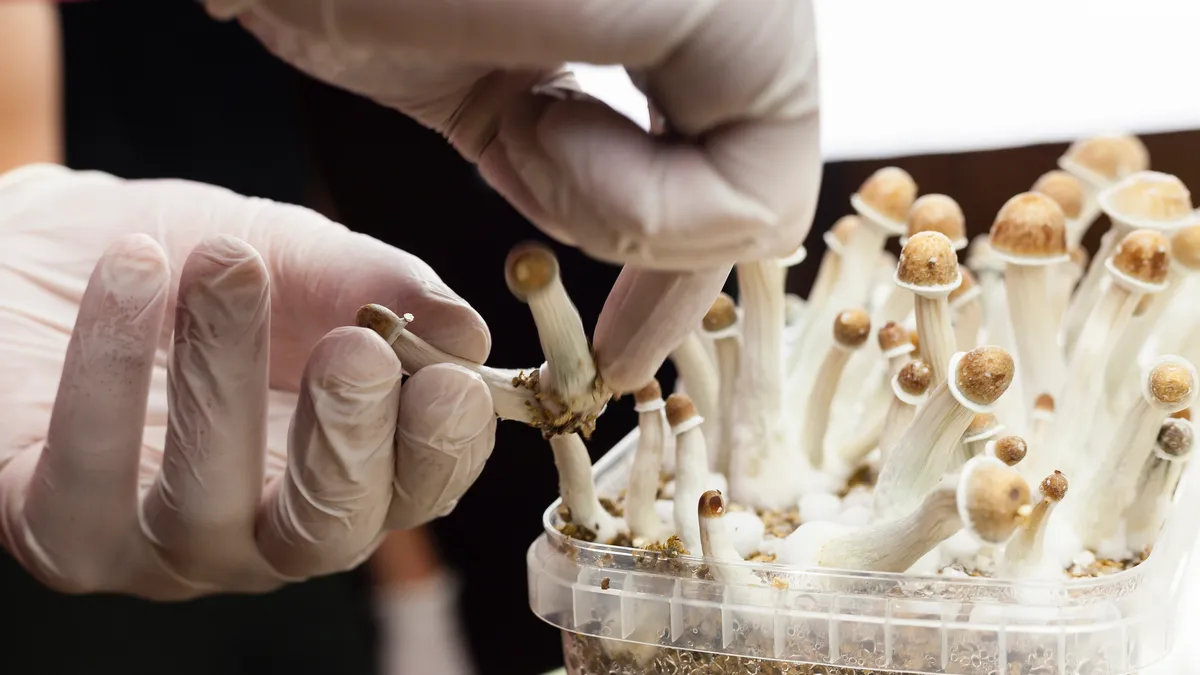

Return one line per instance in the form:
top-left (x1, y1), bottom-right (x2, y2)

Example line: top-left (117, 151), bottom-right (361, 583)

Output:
top-left (527, 428), bottom-right (1200, 674)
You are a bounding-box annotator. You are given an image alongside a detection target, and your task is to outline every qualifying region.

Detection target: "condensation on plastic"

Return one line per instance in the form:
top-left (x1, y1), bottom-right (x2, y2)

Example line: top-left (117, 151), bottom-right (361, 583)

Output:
top-left (527, 428), bottom-right (1200, 674)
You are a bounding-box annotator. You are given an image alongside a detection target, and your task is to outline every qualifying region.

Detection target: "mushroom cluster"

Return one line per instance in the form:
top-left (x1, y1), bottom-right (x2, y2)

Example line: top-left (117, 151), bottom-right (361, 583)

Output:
top-left (357, 134), bottom-right (1200, 672)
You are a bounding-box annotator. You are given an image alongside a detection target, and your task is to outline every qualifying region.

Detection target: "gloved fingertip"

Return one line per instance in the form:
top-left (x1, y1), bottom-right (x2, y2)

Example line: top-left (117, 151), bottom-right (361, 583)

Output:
top-left (96, 234), bottom-right (171, 303)
top-left (306, 326), bottom-right (403, 392)
top-left (399, 363), bottom-right (495, 444)
top-left (408, 301), bottom-right (492, 366)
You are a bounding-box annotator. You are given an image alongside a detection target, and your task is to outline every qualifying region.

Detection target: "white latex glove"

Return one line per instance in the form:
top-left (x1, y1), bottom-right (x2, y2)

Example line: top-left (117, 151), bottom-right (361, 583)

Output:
top-left (0, 164), bottom-right (497, 600)
top-left (202, 0), bottom-right (822, 392)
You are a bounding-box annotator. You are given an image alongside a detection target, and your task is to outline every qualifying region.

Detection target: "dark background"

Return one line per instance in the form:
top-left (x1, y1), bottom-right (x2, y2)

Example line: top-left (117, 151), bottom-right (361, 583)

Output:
top-left (5, 0), bottom-right (1198, 673)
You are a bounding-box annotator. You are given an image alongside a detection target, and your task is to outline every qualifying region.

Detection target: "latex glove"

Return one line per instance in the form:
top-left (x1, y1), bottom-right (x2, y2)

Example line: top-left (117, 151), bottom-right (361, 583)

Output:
top-left (202, 0), bottom-right (822, 391)
top-left (0, 164), bottom-right (496, 600)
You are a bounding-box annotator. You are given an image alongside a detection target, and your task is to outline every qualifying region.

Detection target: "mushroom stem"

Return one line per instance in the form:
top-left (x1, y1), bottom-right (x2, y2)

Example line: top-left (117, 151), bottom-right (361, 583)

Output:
top-left (506, 242), bottom-right (605, 415)
top-left (356, 304), bottom-right (539, 427)
top-left (950, 276), bottom-right (983, 351)
top-left (1003, 265), bottom-right (1063, 411)
top-left (703, 294), bottom-right (741, 477)
top-left (1062, 227), bottom-right (1126, 352)
top-left (667, 394), bottom-right (716, 553)
top-left (790, 456), bottom-right (1029, 572)
top-left (1105, 263), bottom-right (1191, 401)
top-left (668, 332), bottom-right (719, 461)
top-left (697, 490), bottom-right (758, 586)
top-left (877, 359), bottom-right (933, 465)
top-left (1069, 357), bottom-right (1197, 551)
top-left (960, 414), bottom-right (1004, 467)
top-left (1124, 419), bottom-right (1194, 551)
top-left (913, 294), bottom-right (957, 387)
top-left (1001, 471), bottom-right (1068, 578)
top-left (802, 309), bottom-right (871, 470)
top-left (549, 433), bottom-right (624, 543)
top-left (874, 347), bottom-right (1015, 519)
top-left (626, 380), bottom-right (673, 544)
top-left (837, 324), bottom-right (915, 467)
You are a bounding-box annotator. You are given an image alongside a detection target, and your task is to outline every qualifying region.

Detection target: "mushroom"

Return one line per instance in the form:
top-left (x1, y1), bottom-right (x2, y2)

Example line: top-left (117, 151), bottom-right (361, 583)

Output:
top-left (895, 231), bottom-right (963, 388)
top-left (1124, 418), bottom-right (1194, 551)
top-left (878, 359), bottom-right (934, 465)
top-left (549, 433), bottom-right (625, 543)
top-left (837, 322), bottom-right (917, 467)
top-left (801, 309), bottom-right (871, 470)
top-left (949, 267), bottom-right (983, 350)
top-left (625, 380), bottom-right (673, 544)
top-left (1001, 471), bottom-right (1069, 578)
top-left (987, 192), bottom-right (1070, 416)
top-left (667, 393), bottom-right (719, 553)
top-left (874, 346), bottom-right (1016, 519)
top-left (702, 293), bottom-right (740, 476)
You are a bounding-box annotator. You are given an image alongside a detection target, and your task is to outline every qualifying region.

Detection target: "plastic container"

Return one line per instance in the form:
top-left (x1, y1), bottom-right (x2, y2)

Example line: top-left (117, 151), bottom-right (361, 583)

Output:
top-left (527, 428), bottom-right (1200, 674)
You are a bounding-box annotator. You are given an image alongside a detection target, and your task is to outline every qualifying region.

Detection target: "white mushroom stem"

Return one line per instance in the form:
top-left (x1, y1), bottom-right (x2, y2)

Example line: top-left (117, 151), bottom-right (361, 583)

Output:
top-left (356, 304), bottom-right (537, 426)
top-left (838, 343), bottom-right (914, 467)
top-left (1070, 358), bottom-right (1197, 551)
top-left (697, 491), bottom-right (758, 586)
top-left (670, 400), bottom-right (714, 554)
top-left (626, 392), bottom-right (673, 544)
top-left (506, 243), bottom-right (603, 412)
top-left (877, 363), bottom-right (932, 465)
top-left (1027, 398), bottom-right (1055, 469)
top-left (1043, 267), bottom-right (1161, 480)
top-left (874, 351), bottom-right (1003, 519)
top-left (1004, 265), bottom-right (1064, 413)
top-left (1105, 264), bottom-right (1190, 401)
top-left (729, 260), bottom-right (796, 509)
top-left (669, 332), bottom-right (719, 457)
top-left (1063, 227), bottom-right (1126, 353)
top-left (1049, 256), bottom-right (1085, 339)
top-left (951, 285), bottom-right (983, 350)
top-left (708, 325), bottom-right (740, 477)
top-left (1125, 419), bottom-right (1193, 551)
top-left (548, 433), bottom-right (624, 543)
top-left (976, 270), bottom-right (1027, 435)
top-left (1002, 472), bottom-right (1067, 578)
top-left (802, 312), bottom-right (870, 470)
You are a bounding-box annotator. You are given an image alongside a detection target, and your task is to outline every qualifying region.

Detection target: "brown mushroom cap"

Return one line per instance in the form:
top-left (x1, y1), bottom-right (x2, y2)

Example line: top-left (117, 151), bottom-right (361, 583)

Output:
top-left (833, 309), bottom-right (872, 348)
top-left (830, 215), bottom-right (861, 246)
top-left (1171, 226), bottom-right (1200, 271)
top-left (992, 436), bottom-right (1027, 466)
top-left (1110, 229), bottom-right (1171, 285)
top-left (955, 346), bottom-right (1015, 406)
top-left (963, 461), bottom-right (1031, 543)
top-left (857, 167), bottom-right (917, 223)
top-left (1108, 172), bottom-right (1193, 222)
top-left (1149, 361), bottom-right (1195, 407)
top-left (665, 393), bottom-right (698, 427)
top-left (897, 359), bottom-right (933, 397)
top-left (1034, 394), bottom-right (1055, 414)
top-left (505, 241), bottom-right (559, 299)
top-left (989, 193), bottom-right (1069, 260)
top-left (1157, 418), bottom-right (1193, 458)
top-left (1032, 170), bottom-right (1085, 220)
top-left (634, 379), bottom-right (662, 405)
top-left (703, 293), bottom-right (738, 332)
top-left (1063, 136), bottom-right (1132, 182)
top-left (698, 489), bottom-right (726, 518)
top-left (878, 321), bottom-right (911, 352)
top-left (948, 267), bottom-right (977, 304)
top-left (897, 231), bottom-right (960, 288)
top-left (966, 413), bottom-right (998, 436)
top-left (1115, 136), bottom-right (1151, 174)
top-left (907, 194), bottom-right (966, 243)
top-left (1040, 471), bottom-right (1069, 502)
top-left (1172, 408), bottom-right (1192, 421)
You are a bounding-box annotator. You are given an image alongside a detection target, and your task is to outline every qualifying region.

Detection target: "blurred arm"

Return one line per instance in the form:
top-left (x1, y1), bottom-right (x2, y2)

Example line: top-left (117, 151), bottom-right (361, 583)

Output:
top-left (0, 1), bottom-right (62, 172)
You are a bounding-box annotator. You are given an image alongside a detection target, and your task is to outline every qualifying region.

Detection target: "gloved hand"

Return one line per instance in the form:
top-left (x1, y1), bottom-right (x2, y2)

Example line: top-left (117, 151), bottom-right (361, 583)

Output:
top-left (202, 0), bottom-right (822, 391)
top-left (0, 164), bottom-right (496, 600)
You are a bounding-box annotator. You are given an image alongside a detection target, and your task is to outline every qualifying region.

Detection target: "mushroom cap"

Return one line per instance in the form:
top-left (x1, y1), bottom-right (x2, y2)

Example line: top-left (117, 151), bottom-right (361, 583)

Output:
top-left (1062, 136), bottom-right (1145, 183)
top-left (1172, 408), bottom-right (1192, 421)
top-left (634, 379), bottom-right (662, 405)
top-left (897, 359), bottom-right (933, 396)
top-left (966, 413), bottom-right (999, 436)
top-left (897, 231), bottom-right (960, 288)
top-left (1157, 418), bottom-right (1194, 458)
top-left (703, 293), bottom-right (738, 332)
top-left (1149, 361), bottom-right (1195, 408)
top-left (505, 241), bottom-right (559, 299)
top-left (1032, 170), bottom-right (1085, 220)
top-left (698, 489), bottom-right (726, 518)
top-left (955, 346), bottom-right (1015, 406)
top-left (907, 194), bottom-right (966, 244)
top-left (989, 193), bottom-right (1069, 261)
top-left (833, 309), bottom-right (872, 348)
top-left (962, 460), bottom-right (1031, 543)
top-left (665, 393), bottom-right (698, 427)
top-left (1034, 394), bottom-right (1055, 413)
top-left (1110, 229), bottom-right (1171, 285)
top-left (856, 167), bottom-right (917, 223)
top-left (878, 321), bottom-right (911, 352)
top-left (1171, 226), bottom-right (1200, 271)
top-left (909, 330), bottom-right (921, 355)
top-left (992, 436), bottom-right (1027, 466)
top-left (1106, 171), bottom-right (1193, 223)
top-left (1040, 471), bottom-right (1069, 502)
top-left (948, 267), bottom-right (977, 304)
top-left (355, 303), bottom-right (401, 338)
top-left (831, 215), bottom-right (861, 245)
